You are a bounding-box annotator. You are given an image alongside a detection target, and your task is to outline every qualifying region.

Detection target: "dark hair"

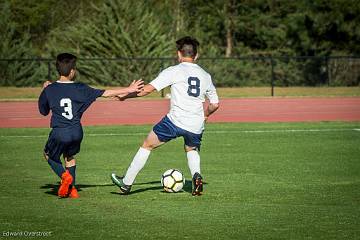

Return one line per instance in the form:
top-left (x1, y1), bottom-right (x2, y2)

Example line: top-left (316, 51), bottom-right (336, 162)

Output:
top-left (56, 53), bottom-right (77, 76)
top-left (176, 36), bottom-right (200, 59)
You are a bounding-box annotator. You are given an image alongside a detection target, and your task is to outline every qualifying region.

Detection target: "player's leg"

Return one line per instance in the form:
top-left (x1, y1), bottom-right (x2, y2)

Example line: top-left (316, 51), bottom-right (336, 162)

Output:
top-left (62, 128), bottom-right (82, 198)
top-left (64, 156), bottom-right (76, 186)
top-left (183, 131), bottom-right (203, 196)
top-left (185, 146), bottom-right (201, 176)
top-left (44, 153), bottom-right (65, 178)
top-left (112, 116), bottom-right (175, 194)
top-left (44, 130), bottom-right (66, 178)
top-left (64, 155), bottom-right (79, 198)
top-left (185, 147), bottom-right (203, 196)
top-left (112, 130), bottom-right (164, 193)
top-left (111, 131), bottom-right (161, 194)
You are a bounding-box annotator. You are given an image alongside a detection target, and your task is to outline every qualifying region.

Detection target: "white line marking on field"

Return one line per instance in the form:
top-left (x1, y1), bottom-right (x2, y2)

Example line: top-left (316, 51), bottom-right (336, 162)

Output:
top-left (0, 128), bottom-right (358, 138)
top-left (209, 129), bottom-right (358, 134)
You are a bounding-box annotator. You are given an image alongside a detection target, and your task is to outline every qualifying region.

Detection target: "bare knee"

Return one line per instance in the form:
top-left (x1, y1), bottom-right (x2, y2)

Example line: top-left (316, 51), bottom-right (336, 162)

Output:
top-left (141, 131), bottom-right (164, 150)
top-left (43, 152), bottom-right (49, 161)
top-left (141, 141), bottom-right (156, 151)
top-left (184, 145), bottom-right (198, 152)
top-left (64, 155), bottom-right (76, 167)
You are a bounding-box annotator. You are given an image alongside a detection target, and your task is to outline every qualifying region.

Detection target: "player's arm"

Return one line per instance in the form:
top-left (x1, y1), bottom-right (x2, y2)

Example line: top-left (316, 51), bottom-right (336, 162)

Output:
top-left (38, 90), bottom-right (50, 116)
top-left (118, 67), bottom-right (174, 101)
top-left (204, 102), bottom-right (219, 121)
top-left (137, 84), bottom-right (156, 97)
top-left (101, 79), bottom-right (144, 98)
top-left (116, 84), bottom-right (156, 100)
top-left (42, 80), bottom-right (52, 89)
top-left (204, 82), bottom-right (220, 122)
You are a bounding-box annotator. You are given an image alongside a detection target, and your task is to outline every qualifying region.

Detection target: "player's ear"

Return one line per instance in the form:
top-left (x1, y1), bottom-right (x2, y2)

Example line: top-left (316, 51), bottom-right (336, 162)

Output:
top-left (69, 69), bottom-right (76, 79)
top-left (194, 53), bottom-right (199, 61)
top-left (177, 51), bottom-right (182, 61)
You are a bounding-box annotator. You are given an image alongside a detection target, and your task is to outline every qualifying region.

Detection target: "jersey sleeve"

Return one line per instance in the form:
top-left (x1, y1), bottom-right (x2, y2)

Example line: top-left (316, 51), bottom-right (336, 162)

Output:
top-left (38, 89), bottom-right (50, 116)
top-left (149, 67), bottom-right (176, 91)
top-left (77, 84), bottom-right (105, 113)
top-left (205, 79), bottom-right (219, 104)
top-left (81, 84), bottom-right (105, 103)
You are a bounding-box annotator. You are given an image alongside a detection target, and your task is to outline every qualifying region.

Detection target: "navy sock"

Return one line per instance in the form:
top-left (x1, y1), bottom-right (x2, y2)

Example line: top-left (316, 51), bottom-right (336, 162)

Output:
top-left (48, 159), bottom-right (65, 178)
top-left (66, 165), bottom-right (76, 186)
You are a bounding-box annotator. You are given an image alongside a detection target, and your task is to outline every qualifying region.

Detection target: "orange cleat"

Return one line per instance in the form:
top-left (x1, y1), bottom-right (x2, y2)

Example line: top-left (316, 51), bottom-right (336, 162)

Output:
top-left (58, 170), bottom-right (73, 198)
top-left (69, 186), bottom-right (79, 198)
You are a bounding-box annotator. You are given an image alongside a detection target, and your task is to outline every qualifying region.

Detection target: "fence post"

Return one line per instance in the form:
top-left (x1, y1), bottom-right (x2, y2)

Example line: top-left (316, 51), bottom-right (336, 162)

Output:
top-left (270, 57), bottom-right (275, 97)
top-left (160, 60), bottom-right (164, 98)
top-left (326, 56), bottom-right (331, 86)
top-left (47, 61), bottom-right (51, 80)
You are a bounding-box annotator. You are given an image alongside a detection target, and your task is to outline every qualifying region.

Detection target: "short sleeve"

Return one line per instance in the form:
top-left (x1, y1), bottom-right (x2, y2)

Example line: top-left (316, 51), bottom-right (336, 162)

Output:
top-left (205, 80), bottom-right (219, 104)
top-left (80, 84), bottom-right (105, 103)
top-left (149, 67), bottom-right (177, 91)
top-left (38, 89), bottom-right (50, 116)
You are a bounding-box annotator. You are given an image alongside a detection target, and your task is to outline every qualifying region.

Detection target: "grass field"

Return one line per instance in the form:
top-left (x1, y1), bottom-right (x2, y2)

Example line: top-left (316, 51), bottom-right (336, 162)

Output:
top-left (0, 86), bottom-right (359, 100)
top-left (0, 122), bottom-right (360, 239)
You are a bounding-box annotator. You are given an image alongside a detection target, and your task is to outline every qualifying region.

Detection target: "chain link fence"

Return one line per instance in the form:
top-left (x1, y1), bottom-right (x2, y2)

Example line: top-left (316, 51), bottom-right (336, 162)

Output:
top-left (0, 56), bottom-right (359, 96)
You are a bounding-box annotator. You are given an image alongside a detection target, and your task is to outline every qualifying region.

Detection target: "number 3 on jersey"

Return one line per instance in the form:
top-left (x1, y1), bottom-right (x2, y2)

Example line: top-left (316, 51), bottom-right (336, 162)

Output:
top-left (187, 77), bottom-right (200, 97)
top-left (60, 98), bottom-right (73, 120)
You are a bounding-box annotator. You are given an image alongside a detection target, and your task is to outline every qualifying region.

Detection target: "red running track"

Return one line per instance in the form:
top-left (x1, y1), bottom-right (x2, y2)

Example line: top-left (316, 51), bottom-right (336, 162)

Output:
top-left (0, 97), bottom-right (359, 128)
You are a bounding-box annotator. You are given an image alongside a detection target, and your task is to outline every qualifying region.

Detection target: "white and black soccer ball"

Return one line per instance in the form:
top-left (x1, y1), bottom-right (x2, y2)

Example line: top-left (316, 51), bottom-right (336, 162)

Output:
top-left (161, 169), bottom-right (185, 193)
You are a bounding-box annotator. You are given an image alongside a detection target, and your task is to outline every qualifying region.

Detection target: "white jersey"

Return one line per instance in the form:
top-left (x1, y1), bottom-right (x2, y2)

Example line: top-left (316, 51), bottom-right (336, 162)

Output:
top-left (150, 62), bottom-right (219, 134)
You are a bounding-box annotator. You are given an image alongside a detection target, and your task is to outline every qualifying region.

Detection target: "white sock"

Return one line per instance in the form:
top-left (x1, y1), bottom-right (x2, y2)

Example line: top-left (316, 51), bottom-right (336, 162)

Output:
top-left (123, 147), bottom-right (151, 185)
top-left (187, 150), bottom-right (201, 177)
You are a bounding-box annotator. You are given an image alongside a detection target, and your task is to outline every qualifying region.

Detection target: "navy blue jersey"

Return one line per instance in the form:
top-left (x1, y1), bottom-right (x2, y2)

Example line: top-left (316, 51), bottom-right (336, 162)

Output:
top-left (38, 82), bottom-right (105, 128)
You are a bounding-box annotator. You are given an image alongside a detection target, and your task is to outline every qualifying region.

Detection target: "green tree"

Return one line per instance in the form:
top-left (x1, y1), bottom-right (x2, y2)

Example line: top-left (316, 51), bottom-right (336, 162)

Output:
top-left (47, 0), bottom-right (173, 85)
top-left (7, 0), bottom-right (101, 55)
top-left (0, 2), bottom-right (45, 86)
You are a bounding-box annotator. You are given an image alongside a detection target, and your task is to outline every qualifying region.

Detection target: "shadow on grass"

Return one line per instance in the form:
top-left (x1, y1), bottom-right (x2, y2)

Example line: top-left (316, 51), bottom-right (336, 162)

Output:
top-left (41, 179), bottom-right (208, 196)
top-left (40, 183), bottom-right (114, 196)
top-left (133, 181), bottom-right (159, 185)
top-left (110, 179), bottom-right (207, 195)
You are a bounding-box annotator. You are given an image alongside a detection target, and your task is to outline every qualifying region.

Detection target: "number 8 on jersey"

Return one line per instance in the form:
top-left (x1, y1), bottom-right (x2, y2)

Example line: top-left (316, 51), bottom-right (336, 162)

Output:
top-left (187, 77), bottom-right (200, 97)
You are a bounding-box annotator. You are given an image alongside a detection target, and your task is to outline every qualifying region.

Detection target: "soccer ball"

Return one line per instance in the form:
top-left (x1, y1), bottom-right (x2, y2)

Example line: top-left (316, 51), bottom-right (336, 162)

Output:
top-left (161, 169), bottom-right (185, 193)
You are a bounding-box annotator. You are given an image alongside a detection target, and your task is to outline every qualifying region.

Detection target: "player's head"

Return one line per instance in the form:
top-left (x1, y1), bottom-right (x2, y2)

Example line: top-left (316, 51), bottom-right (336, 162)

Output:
top-left (176, 36), bottom-right (199, 61)
top-left (56, 53), bottom-right (77, 79)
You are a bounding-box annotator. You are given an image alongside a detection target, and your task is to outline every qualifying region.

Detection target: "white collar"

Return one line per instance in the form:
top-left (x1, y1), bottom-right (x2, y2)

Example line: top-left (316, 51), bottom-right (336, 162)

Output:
top-left (56, 80), bottom-right (74, 84)
top-left (180, 62), bottom-right (197, 66)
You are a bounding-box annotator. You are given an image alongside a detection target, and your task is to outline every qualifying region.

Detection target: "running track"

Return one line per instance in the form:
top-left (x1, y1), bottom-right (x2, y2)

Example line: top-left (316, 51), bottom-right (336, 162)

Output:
top-left (0, 97), bottom-right (360, 128)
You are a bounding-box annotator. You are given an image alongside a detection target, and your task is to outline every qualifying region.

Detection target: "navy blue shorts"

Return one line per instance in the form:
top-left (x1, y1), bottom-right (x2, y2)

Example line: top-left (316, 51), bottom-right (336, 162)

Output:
top-left (153, 116), bottom-right (203, 150)
top-left (44, 125), bottom-right (83, 163)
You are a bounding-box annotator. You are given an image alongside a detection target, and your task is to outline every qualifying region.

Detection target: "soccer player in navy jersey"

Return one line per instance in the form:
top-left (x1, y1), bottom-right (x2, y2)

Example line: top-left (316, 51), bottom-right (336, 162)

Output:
top-left (39, 53), bottom-right (143, 198)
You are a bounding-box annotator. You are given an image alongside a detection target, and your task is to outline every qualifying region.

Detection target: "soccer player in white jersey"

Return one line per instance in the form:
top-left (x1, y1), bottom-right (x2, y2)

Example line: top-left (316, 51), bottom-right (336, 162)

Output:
top-left (111, 36), bottom-right (220, 196)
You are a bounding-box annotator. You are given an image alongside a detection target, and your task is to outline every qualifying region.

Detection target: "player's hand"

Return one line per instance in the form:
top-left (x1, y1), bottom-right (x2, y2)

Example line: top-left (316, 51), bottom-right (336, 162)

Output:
top-left (42, 80), bottom-right (52, 89)
top-left (115, 94), bottom-right (127, 101)
top-left (115, 91), bottom-right (139, 101)
top-left (128, 79), bottom-right (144, 93)
top-left (204, 116), bottom-right (209, 123)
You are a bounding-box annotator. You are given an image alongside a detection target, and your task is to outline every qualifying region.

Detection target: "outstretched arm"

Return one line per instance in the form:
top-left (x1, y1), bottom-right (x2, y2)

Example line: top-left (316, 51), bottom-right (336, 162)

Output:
top-left (102, 80), bottom-right (144, 98)
top-left (117, 84), bottom-right (156, 100)
top-left (137, 84), bottom-right (156, 97)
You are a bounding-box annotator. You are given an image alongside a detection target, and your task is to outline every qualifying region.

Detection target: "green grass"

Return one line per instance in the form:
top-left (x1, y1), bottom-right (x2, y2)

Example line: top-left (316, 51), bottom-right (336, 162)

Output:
top-left (0, 122), bottom-right (360, 239)
top-left (0, 86), bottom-right (359, 101)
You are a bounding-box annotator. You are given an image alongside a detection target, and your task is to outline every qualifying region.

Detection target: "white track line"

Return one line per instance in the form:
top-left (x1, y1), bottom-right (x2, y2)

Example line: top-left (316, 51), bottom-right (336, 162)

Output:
top-left (0, 128), bottom-right (359, 138)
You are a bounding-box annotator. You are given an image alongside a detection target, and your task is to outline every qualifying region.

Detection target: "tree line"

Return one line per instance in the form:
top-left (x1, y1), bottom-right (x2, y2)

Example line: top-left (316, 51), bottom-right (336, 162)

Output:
top-left (1, 0), bottom-right (359, 86)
